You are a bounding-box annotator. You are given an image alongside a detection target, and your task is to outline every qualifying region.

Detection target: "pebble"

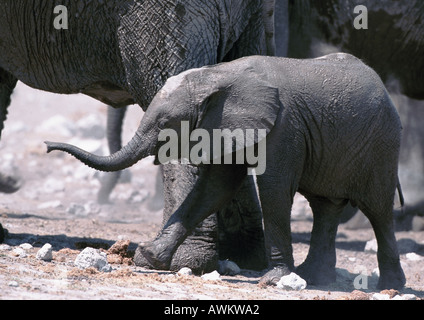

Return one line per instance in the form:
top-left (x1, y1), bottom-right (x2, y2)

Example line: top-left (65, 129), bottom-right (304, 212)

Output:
top-left (36, 243), bottom-right (53, 261)
top-left (74, 247), bottom-right (112, 272)
top-left (19, 243), bottom-right (33, 250)
top-left (8, 281), bottom-right (19, 287)
top-left (372, 293), bottom-right (391, 300)
top-left (201, 270), bottom-right (221, 281)
top-left (0, 244), bottom-right (12, 251)
top-left (277, 273), bottom-right (307, 291)
top-left (177, 267), bottom-right (193, 276)
top-left (364, 239), bottom-right (378, 253)
top-left (372, 292), bottom-right (417, 301)
top-left (218, 260), bottom-right (241, 276)
top-left (405, 252), bottom-right (422, 261)
top-left (391, 294), bottom-right (417, 301)
top-left (37, 200), bottom-right (63, 210)
top-left (12, 247), bottom-right (27, 258)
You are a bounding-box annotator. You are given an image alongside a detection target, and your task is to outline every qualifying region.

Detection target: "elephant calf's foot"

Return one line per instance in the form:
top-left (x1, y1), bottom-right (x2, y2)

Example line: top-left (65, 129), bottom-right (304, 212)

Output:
top-left (296, 260), bottom-right (336, 286)
top-left (259, 266), bottom-right (292, 286)
top-left (136, 241), bottom-right (173, 270)
top-left (377, 262), bottom-right (406, 290)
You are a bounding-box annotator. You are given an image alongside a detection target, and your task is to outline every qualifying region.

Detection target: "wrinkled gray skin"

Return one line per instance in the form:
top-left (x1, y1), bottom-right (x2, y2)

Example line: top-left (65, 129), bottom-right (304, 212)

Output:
top-left (0, 0), bottom-right (283, 273)
top-left (47, 54), bottom-right (406, 289)
top-left (100, 0), bottom-right (289, 205)
top-left (285, 0), bottom-right (424, 229)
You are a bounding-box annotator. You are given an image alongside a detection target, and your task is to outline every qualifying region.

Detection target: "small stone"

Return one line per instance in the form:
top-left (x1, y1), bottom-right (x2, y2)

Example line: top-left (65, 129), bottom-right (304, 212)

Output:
top-left (19, 243), bottom-right (33, 250)
top-left (392, 294), bottom-right (417, 301)
top-left (201, 270), bottom-right (221, 281)
top-left (364, 239), bottom-right (378, 253)
top-left (406, 252), bottom-right (422, 261)
top-left (8, 281), bottom-right (19, 287)
top-left (36, 243), bottom-right (53, 261)
top-left (277, 273), bottom-right (307, 291)
top-left (74, 247), bottom-right (112, 272)
top-left (372, 293), bottom-right (391, 300)
top-left (177, 267), bottom-right (193, 276)
top-left (218, 260), bottom-right (241, 276)
top-left (37, 200), bottom-right (63, 210)
top-left (0, 244), bottom-right (12, 251)
top-left (12, 247), bottom-right (27, 258)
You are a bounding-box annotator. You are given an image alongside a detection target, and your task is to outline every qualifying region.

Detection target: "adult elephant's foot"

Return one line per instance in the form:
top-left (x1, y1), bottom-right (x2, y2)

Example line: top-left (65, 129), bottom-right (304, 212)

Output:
top-left (296, 259), bottom-right (336, 286)
top-left (0, 172), bottom-right (21, 194)
top-left (259, 266), bottom-right (292, 286)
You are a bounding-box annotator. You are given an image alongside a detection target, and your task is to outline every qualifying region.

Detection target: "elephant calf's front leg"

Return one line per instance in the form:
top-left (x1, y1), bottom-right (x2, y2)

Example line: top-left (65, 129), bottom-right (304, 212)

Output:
top-left (138, 164), bottom-right (248, 271)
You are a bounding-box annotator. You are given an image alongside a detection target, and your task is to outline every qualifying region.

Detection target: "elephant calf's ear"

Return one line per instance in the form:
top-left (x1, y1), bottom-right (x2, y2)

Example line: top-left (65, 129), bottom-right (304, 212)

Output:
top-left (198, 78), bottom-right (281, 155)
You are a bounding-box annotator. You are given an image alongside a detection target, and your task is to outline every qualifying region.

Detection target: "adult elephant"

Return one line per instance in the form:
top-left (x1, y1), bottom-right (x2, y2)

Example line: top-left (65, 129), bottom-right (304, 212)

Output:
top-left (0, 0), bottom-right (287, 273)
top-left (285, 0), bottom-right (424, 229)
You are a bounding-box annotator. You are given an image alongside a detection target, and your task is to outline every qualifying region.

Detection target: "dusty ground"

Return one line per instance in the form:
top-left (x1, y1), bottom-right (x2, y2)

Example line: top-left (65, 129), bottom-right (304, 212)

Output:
top-left (0, 83), bottom-right (423, 301)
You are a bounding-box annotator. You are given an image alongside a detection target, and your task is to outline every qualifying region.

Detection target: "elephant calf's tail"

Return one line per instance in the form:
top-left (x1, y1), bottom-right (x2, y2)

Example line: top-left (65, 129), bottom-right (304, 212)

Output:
top-left (397, 177), bottom-right (405, 214)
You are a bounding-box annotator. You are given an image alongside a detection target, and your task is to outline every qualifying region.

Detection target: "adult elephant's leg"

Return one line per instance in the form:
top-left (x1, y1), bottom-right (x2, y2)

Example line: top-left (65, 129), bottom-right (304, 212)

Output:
top-left (0, 68), bottom-right (20, 194)
top-left (0, 69), bottom-right (19, 243)
top-left (217, 175), bottom-right (267, 270)
top-left (97, 106), bottom-right (127, 204)
top-left (297, 196), bottom-right (348, 285)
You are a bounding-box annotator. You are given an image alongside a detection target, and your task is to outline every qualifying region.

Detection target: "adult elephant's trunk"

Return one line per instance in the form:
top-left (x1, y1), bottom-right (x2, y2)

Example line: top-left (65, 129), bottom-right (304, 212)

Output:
top-left (45, 120), bottom-right (155, 172)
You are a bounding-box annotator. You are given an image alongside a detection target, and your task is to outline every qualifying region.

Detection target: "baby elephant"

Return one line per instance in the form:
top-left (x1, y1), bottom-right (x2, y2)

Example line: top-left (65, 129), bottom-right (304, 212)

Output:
top-left (46, 53), bottom-right (406, 289)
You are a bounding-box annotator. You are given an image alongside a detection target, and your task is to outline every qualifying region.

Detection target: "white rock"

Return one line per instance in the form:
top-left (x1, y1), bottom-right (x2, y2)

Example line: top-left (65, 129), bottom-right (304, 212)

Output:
top-left (8, 281), bottom-right (19, 287)
top-left (405, 252), bottom-right (422, 261)
top-left (0, 244), bottom-right (12, 251)
top-left (74, 247), bottom-right (112, 272)
top-left (277, 273), bottom-right (307, 291)
top-left (392, 294), bottom-right (417, 301)
top-left (37, 200), bottom-right (63, 210)
top-left (218, 260), bottom-right (241, 276)
top-left (36, 243), bottom-right (53, 261)
top-left (177, 267), bottom-right (193, 276)
top-left (12, 247), bottom-right (27, 258)
top-left (372, 293), bottom-right (391, 300)
top-left (371, 267), bottom-right (380, 277)
top-left (364, 239), bottom-right (378, 253)
top-left (19, 243), bottom-right (33, 250)
top-left (201, 270), bottom-right (221, 281)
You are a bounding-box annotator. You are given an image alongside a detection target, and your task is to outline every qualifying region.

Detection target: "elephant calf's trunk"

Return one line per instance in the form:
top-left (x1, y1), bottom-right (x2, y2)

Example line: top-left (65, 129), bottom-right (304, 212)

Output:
top-left (45, 138), bottom-right (147, 172)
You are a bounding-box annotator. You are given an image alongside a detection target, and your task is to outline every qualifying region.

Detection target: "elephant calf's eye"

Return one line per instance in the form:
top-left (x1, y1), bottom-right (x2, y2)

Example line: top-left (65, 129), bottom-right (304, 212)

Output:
top-left (158, 119), bottom-right (169, 129)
